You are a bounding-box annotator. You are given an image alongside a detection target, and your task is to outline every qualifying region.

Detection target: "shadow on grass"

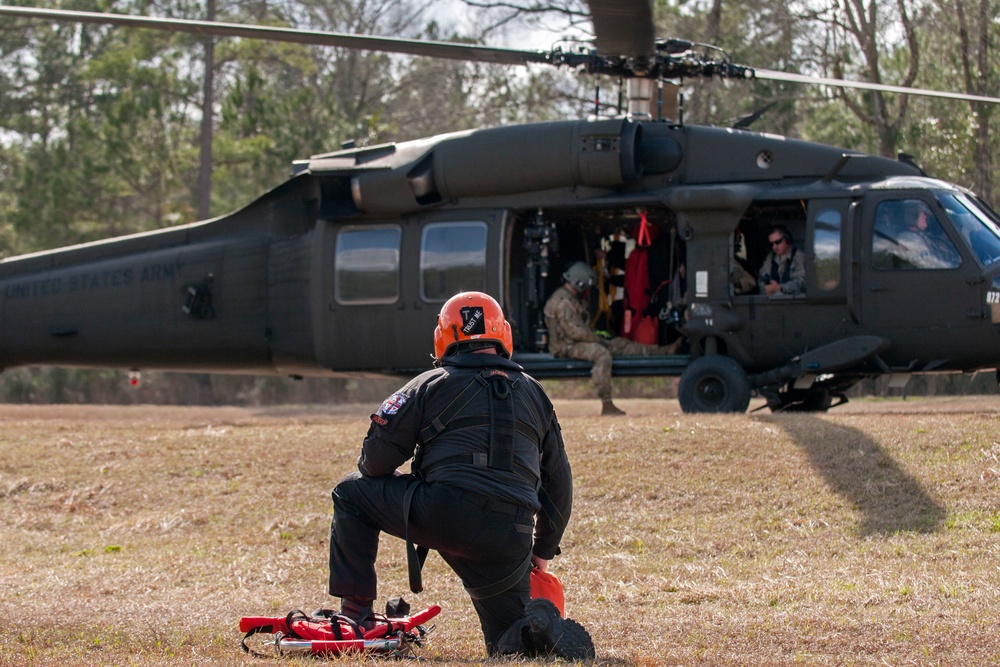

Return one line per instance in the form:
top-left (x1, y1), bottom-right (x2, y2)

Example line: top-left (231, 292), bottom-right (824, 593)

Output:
top-left (768, 415), bottom-right (946, 536)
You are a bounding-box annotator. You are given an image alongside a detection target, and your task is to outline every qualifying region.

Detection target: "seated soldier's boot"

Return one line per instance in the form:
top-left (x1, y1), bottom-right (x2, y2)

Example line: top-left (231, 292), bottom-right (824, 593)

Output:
top-left (601, 400), bottom-right (626, 417)
top-left (525, 598), bottom-right (595, 661)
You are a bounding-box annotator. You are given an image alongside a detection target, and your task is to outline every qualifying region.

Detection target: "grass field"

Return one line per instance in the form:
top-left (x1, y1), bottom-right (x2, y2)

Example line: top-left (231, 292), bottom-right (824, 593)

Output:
top-left (1, 397), bottom-right (999, 666)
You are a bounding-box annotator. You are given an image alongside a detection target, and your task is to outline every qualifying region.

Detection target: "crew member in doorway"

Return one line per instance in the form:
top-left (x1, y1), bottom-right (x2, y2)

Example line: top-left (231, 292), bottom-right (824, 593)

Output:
top-left (544, 262), bottom-right (678, 417)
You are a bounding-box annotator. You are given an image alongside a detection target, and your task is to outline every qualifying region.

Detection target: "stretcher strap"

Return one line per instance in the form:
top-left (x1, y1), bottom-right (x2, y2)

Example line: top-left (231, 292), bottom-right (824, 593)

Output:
top-left (464, 551), bottom-right (533, 600)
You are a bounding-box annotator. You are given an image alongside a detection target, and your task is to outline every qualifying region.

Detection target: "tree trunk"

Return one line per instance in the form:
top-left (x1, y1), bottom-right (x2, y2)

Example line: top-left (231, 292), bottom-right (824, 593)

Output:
top-left (198, 0), bottom-right (216, 220)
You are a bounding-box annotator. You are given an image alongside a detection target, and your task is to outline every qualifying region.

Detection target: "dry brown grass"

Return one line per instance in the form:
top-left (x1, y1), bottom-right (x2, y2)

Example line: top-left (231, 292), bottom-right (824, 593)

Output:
top-left (2, 397), bottom-right (999, 666)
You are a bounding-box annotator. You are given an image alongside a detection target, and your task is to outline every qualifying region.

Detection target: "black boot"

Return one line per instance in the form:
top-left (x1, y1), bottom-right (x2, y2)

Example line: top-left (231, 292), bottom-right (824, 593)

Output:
top-left (525, 598), bottom-right (595, 661)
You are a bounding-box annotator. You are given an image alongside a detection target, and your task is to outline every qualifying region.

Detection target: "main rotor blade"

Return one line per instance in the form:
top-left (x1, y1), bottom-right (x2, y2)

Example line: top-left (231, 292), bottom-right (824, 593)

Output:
top-left (757, 68), bottom-right (1000, 105)
top-left (8, 4), bottom-right (998, 105)
top-left (586, 0), bottom-right (655, 59)
top-left (0, 6), bottom-right (552, 66)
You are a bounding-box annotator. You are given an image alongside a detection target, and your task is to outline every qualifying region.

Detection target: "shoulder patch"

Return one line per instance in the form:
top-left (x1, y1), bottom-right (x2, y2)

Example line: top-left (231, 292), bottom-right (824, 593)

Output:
top-left (380, 391), bottom-right (408, 415)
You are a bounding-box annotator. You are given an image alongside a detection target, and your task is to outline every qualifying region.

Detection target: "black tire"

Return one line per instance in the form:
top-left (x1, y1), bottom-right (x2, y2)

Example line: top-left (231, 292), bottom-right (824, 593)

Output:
top-left (678, 356), bottom-right (752, 413)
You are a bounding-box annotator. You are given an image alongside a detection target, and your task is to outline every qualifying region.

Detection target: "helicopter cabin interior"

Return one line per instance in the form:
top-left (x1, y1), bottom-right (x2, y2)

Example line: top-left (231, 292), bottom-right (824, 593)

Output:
top-left (503, 199), bottom-right (843, 369)
top-left (505, 207), bottom-right (683, 363)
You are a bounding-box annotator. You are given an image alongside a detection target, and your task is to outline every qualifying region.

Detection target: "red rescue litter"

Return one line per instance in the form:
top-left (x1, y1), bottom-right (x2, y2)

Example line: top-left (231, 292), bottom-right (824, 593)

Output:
top-left (239, 604), bottom-right (441, 657)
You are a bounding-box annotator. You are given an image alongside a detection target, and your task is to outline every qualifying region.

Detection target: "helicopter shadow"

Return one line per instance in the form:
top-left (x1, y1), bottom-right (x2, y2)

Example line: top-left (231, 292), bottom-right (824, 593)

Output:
top-left (764, 414), bottom-right (946, 536)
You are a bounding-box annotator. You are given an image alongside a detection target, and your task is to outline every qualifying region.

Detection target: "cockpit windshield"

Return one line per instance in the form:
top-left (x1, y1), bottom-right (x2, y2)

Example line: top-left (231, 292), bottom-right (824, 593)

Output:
top-left (938, 192), bottom-right (1000, 266)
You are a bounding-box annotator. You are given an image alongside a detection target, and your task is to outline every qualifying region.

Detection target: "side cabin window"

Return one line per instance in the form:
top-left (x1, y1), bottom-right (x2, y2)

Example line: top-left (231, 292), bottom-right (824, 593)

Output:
top-left (871, 199), bottom-right (962, 270)
top-left (335, 226), bottom-right (402, 303)
top-left (812, 208), bottom-right (842, 290)
top-left (420, 222), bottom-right (488, 301)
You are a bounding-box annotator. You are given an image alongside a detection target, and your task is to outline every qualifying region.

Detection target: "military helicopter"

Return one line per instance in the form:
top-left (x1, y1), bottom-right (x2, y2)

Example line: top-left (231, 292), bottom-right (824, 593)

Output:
top-left (3, 0), bottom-right (1000, 414)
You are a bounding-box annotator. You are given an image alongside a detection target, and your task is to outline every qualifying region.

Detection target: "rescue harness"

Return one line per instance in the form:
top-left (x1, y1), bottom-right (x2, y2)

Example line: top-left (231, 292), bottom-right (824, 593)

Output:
top-left (403, 368), bottom-right (561, 598)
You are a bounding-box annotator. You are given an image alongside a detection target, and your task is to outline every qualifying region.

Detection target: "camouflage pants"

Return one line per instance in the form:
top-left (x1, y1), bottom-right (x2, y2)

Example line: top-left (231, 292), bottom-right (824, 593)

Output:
top-left (558, 338), bottom-right (671, 401)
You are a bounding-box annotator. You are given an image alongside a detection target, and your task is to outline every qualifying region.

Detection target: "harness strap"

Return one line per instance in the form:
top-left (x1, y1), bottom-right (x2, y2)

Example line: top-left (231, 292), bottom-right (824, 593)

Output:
top-left (431, 415), bottom-right (542, 448)
top-left (487, 376), bottom-right (515, 473)
top-left (328, 615), bottom-right (344, 640)
top-left (769, 246), bottom-right (796, 285)
top-left (419, 453), bottom-right (538, 487)
top-left (285, 610), bottom-right (308, 636)
top-left (515, 391), bottom-right (544, 445)
top-left (419, 372), bottom-right (488, 444)
top-left (338, 614), bottom-right (365, 641)
top-left (464, 551), bottom-right (533, 600)
top-left (241, 626), bottom-right (273, 657)
top-left (403, 480), bottom-right (429, 594)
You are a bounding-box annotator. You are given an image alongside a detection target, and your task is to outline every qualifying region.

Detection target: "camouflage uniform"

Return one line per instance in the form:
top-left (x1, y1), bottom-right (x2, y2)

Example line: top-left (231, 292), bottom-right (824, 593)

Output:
top-left (543, 285), bottom-right (671, 401)
top-left (758, 247), bottom-right (806, 296)
top-left (731, 261), bottom-right (757, 295)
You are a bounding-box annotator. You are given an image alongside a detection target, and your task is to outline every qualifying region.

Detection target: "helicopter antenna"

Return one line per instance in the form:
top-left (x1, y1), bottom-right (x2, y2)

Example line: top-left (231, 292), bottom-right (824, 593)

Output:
top-left (732, 102), bottom-right (777, 130)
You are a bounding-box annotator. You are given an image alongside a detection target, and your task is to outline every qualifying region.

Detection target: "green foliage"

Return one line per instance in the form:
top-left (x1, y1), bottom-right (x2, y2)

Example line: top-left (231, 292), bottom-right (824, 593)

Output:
top-left (0, 3), bottom-right (199, 251)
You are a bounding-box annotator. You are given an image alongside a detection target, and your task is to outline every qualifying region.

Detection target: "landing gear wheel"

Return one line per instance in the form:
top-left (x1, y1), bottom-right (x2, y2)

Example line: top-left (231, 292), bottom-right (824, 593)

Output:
top-left (678, 356), bottom-right (752, 413)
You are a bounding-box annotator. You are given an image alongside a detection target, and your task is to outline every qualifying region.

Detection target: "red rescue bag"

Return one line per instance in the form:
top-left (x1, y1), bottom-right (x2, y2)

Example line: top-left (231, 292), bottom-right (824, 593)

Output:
top-left (530, 567), bottom-right (565, 617)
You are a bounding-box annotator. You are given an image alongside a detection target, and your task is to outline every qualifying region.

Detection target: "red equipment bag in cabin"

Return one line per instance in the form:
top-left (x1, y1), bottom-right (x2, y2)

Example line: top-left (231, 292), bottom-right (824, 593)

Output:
top-left (239, 599), bottom-right (441, 658)
top-left (622, 212), bottom-right (660, 345)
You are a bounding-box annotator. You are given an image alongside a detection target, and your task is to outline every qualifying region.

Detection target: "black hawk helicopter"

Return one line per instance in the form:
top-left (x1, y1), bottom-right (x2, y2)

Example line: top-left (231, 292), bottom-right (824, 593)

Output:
top-left (3, 0), bottom-right (1000, 414)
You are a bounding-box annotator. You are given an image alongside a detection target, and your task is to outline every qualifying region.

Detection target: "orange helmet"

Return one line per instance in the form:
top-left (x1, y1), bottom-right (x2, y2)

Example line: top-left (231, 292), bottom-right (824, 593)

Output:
top-left (433, 292), bottom-right (513, 360)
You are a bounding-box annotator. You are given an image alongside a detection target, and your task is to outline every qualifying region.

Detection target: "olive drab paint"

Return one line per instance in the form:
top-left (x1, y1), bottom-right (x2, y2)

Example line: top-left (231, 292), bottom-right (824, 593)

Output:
top-left (2, 1), bottom-right (1000, 413)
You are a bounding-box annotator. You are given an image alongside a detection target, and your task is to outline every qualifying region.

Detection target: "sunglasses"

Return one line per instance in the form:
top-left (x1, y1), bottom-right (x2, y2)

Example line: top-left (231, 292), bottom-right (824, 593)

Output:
top-left (769, 238), bottom-right (786, 246)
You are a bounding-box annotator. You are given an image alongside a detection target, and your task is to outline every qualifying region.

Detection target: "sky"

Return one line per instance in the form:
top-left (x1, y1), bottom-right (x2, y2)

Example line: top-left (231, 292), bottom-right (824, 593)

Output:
top-left (426, 0), bottom-right (590, 51)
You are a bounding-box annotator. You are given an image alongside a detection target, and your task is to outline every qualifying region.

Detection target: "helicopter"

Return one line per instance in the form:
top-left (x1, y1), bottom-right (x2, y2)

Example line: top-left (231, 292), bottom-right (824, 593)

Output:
top-left (3, 0), bottom-right (1000, 414)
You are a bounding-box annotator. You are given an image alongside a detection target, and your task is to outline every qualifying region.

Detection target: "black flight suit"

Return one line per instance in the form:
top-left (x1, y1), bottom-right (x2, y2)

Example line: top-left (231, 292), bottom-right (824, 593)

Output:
top-left (328, 352), bottom-right (573, 655)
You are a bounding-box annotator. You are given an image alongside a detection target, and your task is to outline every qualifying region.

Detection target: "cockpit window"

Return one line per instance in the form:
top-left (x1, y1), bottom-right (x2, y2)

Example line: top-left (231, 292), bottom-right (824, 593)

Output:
top-left (939, 192), bottom-right (1000, 266)
top-left (872, 199), bottom-right (962, 270)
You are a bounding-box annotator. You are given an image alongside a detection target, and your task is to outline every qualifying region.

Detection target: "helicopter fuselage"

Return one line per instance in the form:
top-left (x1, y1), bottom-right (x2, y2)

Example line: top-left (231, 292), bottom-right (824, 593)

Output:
top-left (2, 118), bottom-right (998, 411)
